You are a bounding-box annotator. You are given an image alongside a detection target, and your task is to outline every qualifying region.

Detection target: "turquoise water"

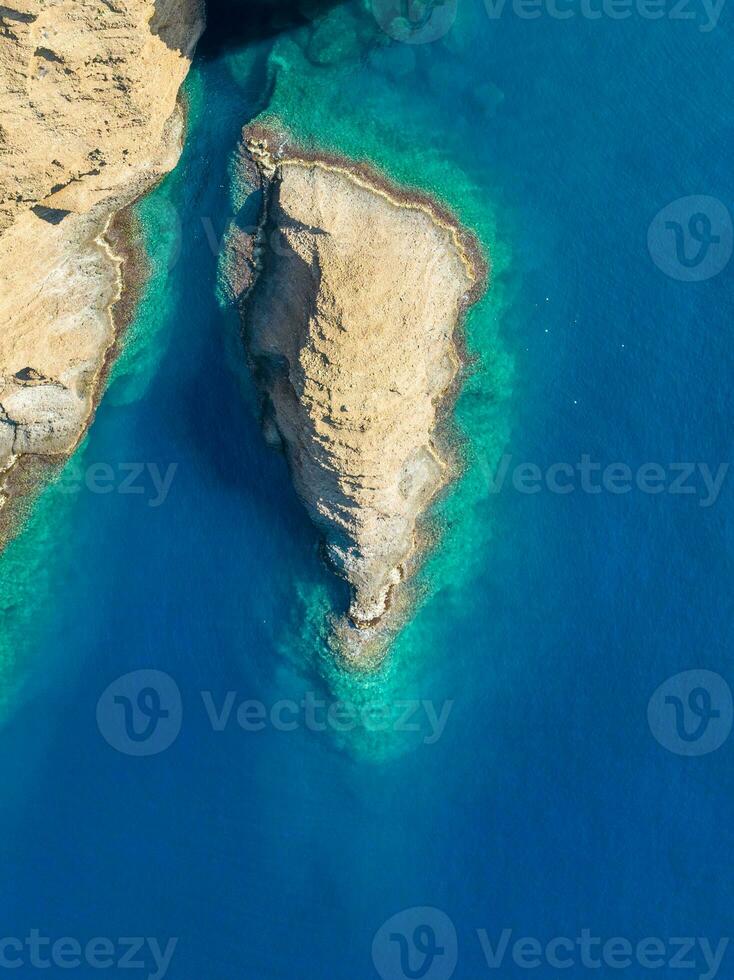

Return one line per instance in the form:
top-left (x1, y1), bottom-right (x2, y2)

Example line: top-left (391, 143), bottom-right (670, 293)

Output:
top-left (1, 2), bottom-right (733, 977)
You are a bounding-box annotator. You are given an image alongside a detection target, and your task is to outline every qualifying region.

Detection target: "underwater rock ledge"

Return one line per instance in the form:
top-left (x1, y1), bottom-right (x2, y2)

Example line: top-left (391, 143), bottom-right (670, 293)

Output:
top-left (227, 124), bottom-right (487, 661)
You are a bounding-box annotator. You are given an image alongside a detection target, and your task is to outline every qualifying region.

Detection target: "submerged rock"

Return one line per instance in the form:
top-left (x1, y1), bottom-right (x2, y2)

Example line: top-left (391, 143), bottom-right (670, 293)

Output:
top-left (229, 128), bottom-right (486, 658)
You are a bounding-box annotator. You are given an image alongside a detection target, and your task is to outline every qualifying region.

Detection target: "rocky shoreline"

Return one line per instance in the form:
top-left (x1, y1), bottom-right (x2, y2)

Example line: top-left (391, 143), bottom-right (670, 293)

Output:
top-left (225, 124), bottom-right (488, 663)
top-left (0, 0), bottom-right (204, 546)
top-left (0, 199), bottom-right (149, 545)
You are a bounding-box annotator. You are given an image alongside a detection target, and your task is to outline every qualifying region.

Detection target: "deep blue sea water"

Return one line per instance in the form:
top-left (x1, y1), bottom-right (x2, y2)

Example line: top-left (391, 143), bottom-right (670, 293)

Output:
top-left (1, 1), bottom-right (733, 977)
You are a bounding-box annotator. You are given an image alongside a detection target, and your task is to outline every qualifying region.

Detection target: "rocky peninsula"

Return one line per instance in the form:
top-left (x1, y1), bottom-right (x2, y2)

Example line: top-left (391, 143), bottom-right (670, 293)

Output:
top-left (227, 127), bottom-right (486, 659)
top-left (0, 0), bottom-right (203, 534)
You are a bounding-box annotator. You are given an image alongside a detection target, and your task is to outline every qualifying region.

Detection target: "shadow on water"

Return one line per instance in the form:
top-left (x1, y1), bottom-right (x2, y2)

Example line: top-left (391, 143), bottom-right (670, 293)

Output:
top-left (145, 26), bottom-right (470, 766)
top-left (116, 50), bottom-right (352, 702)
top-left (199, 0), bottom-right (347, 53)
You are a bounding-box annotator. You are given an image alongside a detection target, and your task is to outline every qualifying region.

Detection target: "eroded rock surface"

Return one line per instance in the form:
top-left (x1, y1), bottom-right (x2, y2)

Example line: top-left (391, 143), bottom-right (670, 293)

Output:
top-left (231, 131), bottom-right (485, 649)
top-left (0, 0), bottom-right (203, 514)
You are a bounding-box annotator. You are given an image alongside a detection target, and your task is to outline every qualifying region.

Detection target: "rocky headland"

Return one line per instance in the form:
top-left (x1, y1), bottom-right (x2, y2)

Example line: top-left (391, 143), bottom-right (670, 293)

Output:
top-left (226, 126), bottom-right (487, 661)
top-left (0, 0), bottom-right (204, 534)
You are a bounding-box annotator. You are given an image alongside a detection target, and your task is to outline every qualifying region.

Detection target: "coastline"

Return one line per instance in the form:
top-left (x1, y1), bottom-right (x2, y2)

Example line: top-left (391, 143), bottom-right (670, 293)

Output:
top-left (235, 123), bottom-right (490, 666)
top-left (0, 0), bottom-right (205, 553)
top-left (244, 120), bottom-right (489, 305)
top-left (0, 204), bottom-right (147, 550)
top-left (0, 100), bottom-right (186, 552)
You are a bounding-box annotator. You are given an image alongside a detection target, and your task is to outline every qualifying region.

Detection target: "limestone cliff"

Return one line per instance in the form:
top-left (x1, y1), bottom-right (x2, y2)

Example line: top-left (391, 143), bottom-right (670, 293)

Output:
top-left (0, 0), bottom-right (203, 514)
top-left (229, 129), bottom-right (486, 653)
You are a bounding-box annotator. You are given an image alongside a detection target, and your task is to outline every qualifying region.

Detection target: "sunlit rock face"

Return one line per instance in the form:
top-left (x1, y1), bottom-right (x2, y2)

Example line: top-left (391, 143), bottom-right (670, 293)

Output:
top-left (232, 129), bottom-right (485, 658)
top-left (0, 0), bottom-right (203, 517)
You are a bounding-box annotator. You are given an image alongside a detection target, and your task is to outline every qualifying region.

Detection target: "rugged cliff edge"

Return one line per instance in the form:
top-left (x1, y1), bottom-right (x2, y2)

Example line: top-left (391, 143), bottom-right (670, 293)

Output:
top-left (227, 128), bottom-right (486, 656)
top-left (0, 0), bottom-right (203, 528)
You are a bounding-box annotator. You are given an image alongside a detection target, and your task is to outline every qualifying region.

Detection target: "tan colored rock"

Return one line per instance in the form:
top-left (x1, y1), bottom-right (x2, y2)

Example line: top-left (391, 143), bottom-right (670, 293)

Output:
top-left (0, 0), bottom-right (202, 232)
top-left (0, 0), bottom-right (203, 506)
top-left (232, 130), bottom-right (485, 653)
